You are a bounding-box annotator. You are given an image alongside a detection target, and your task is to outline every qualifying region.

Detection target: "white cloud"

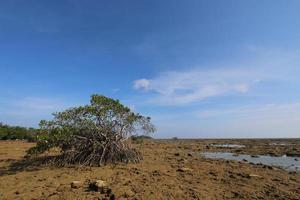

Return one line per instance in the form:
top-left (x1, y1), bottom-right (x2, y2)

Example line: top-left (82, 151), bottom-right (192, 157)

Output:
top-left (130, 46), bottom-right (300, 137)
top-left (133, 47), bottom-right (300, 106)
top-left (133, 68), bottom-right (259, 105)
top-left (133, 78), bottom-right (150, 90)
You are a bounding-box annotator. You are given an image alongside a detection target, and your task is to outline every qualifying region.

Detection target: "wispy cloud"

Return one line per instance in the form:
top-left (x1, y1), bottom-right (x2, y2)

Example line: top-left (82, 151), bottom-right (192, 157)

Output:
top-left (133, 79), bottom-right (150, 90)
top-left (133, 68), bottom-right (260, 105)
top-left (133, 47), bottom-right (300, 106)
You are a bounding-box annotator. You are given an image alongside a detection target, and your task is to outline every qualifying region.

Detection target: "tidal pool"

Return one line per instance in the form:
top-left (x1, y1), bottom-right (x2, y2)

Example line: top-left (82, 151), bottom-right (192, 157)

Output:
top-left (269, 143), bottom-right (289, 146)
top-left (201, 152), bottom-right (300, 171)
top-left (209, 144), bottom-right (245, 148)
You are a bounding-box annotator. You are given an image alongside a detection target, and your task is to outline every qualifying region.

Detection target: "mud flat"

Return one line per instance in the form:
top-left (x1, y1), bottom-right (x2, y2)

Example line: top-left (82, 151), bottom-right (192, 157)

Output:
top-left (0, 139), bottom-right (299, 200)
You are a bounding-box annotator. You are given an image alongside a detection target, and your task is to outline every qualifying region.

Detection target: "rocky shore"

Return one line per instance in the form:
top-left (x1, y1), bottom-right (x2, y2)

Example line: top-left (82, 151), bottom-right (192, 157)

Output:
top-left (0, 139), bottom-right (299, 199)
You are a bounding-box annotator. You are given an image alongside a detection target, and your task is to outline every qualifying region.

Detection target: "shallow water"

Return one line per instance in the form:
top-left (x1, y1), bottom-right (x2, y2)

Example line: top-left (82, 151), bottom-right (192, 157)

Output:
top-left (210, 144), bottom-right (245, 148)
top-left (201, 152), bottom-right (300, 171)
top-left (269, 142), bottom-right (295, 146)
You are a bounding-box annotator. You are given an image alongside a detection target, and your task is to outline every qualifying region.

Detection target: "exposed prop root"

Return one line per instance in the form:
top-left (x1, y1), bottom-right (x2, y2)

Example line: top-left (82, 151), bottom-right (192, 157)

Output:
top-left (45, 137), bottom-right (142, 166)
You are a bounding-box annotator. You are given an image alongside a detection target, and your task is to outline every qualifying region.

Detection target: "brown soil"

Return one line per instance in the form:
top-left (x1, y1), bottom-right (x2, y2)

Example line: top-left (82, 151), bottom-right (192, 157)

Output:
top-left (0, 139), bottom-right (299, 200)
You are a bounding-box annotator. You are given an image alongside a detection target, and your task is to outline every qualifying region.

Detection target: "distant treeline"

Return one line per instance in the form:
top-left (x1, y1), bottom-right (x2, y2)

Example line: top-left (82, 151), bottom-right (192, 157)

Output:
top-left (131, 134), bottom-right (153, 143)
top-left (0, 123), bottom-right (153, 143)
top-left (0, 122), bottom-right (38, 142)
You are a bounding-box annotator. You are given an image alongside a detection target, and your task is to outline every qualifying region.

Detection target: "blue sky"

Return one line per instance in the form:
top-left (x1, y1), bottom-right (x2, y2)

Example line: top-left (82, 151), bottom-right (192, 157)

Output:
top-left (1, 0), bottom-right (300, 138)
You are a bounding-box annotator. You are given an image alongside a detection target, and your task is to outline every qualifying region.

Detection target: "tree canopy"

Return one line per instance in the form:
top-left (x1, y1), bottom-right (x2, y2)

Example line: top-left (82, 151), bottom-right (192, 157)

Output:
top-left (27, 94), bottom-right (155, 166)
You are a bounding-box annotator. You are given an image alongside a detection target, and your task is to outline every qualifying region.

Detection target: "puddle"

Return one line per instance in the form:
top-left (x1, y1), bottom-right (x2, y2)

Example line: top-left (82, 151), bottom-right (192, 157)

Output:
top-left (269, 143), bottom-right (292, 146)
top-left (210, 144), bottom-right (245, 148)
top-left (201, 152), bottom-right (300, 171)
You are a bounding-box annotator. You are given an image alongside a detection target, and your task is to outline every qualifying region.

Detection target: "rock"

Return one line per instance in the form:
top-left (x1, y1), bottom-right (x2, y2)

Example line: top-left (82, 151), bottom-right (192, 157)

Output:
top-left (262, 165), bottom-right (273, 170)
top-left (251, 155), bottom-right (259, 158)
top-left (187, 153), bottom-right (193, 157)
top-left (237, 173), bottom-right (250, 178)
top-left (249, 174), bottom-right (263, 179)
top-left (174, 153), bottom-right (180, 156)
top-left (109, 193), bottom-right (115, 200)
top-left (272, 178), bottom-right (281, 182)
top-left (209, 171), bottom-right (217, 176)
top-left (130, 167), bottom-right (141, 174)
top-left (89, 180), bottom-right (111, 194)
top-left (177, 167), bottom-right (193, 172)
top-left (267, 166), bottom-right (273, 170)
top-left (229, 174), bottom-right (235, 179)
top-left (232, 191), bottom-right (241, 198)
top-left (286, 152), bottom-right (300, 157)
top-left (177, 158), bottom-right (187, 163)
top-left (71, 181), bottom-right (83, 189)
top-left (290, 177), bottom-right (297, 181)
top-left (152, 170), bottom-right (161, 176)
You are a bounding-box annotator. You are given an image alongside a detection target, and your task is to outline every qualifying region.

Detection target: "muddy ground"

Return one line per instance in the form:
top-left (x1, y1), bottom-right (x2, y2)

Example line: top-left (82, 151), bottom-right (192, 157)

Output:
top-left (0, 139), bottom-right (299, 200)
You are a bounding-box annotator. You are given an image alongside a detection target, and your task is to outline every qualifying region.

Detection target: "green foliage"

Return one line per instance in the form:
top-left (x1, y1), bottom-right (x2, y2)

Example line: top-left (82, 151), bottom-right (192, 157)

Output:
top-left (131, 134), bottom-right (153, 144)
top-left (27, 94), bottom-right (155, 166)
top-left (0, 122), bottom-right (37, 142)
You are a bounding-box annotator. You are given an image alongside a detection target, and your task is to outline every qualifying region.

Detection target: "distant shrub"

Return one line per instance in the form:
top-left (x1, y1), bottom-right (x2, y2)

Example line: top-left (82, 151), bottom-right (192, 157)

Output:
top-left (0, 122), bottom-right (37, 142)
top-left (131, 135), bottom-right (153, 140)
top-left (131, 135), bottom-right (153, 143)
top-left (172, 137), bottom-right (178, 140)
